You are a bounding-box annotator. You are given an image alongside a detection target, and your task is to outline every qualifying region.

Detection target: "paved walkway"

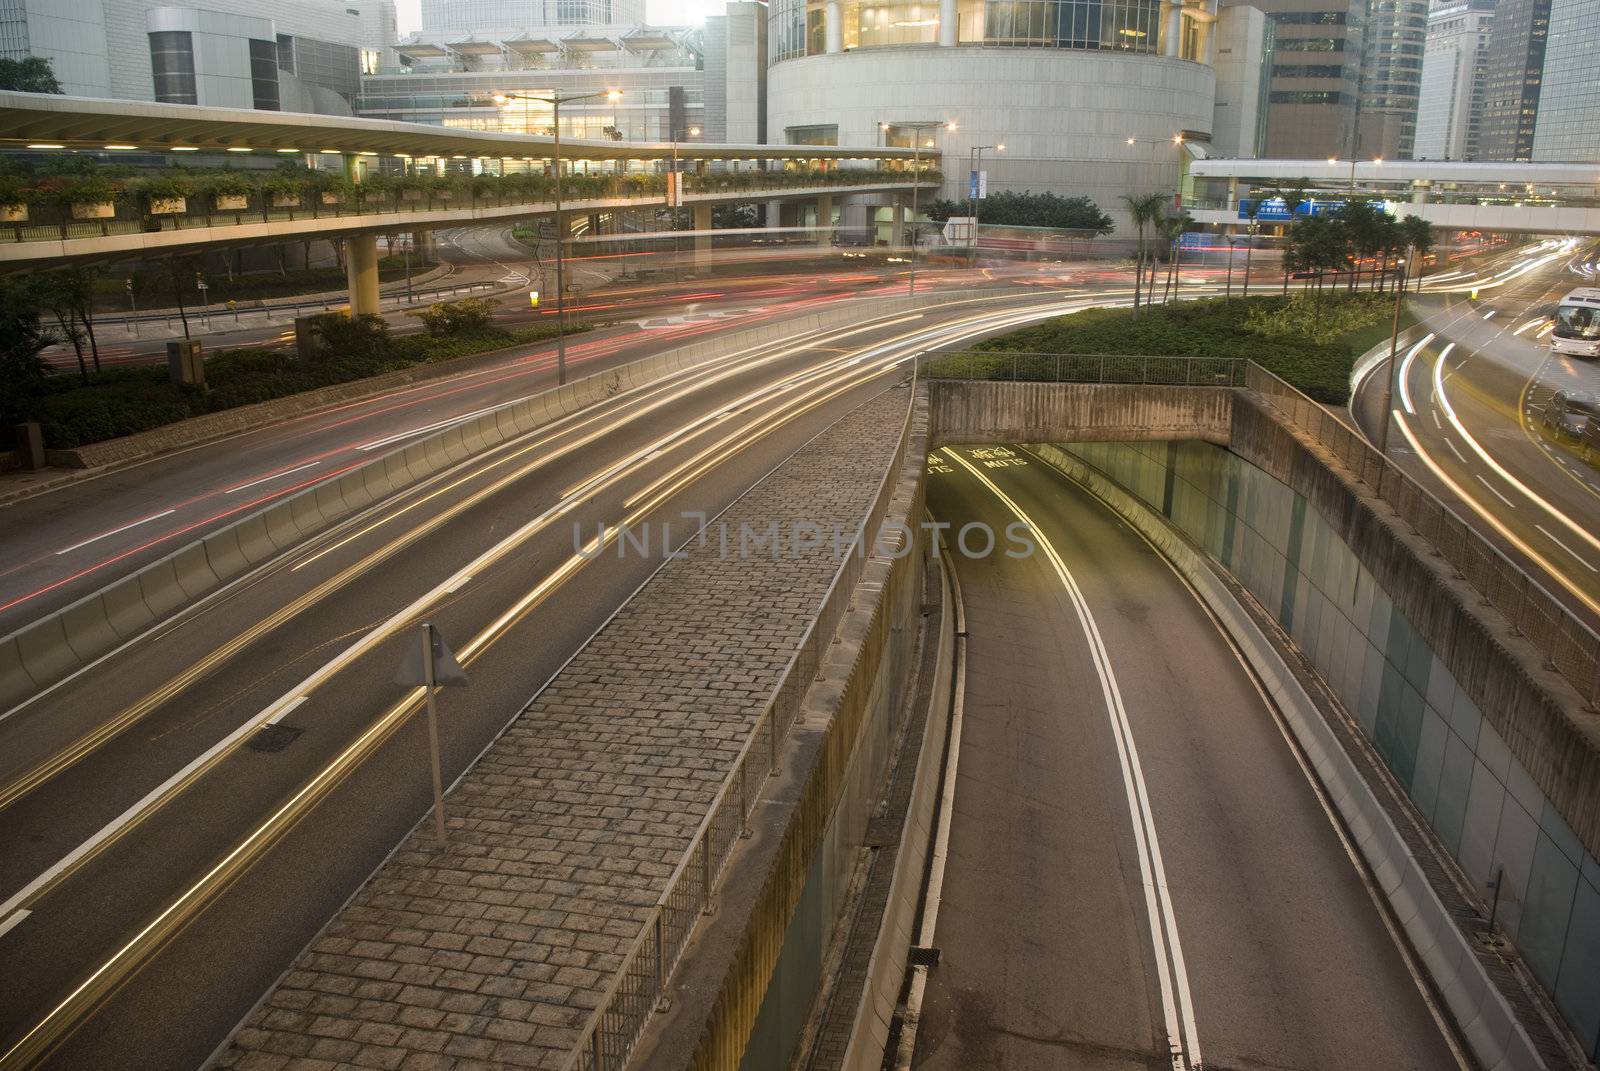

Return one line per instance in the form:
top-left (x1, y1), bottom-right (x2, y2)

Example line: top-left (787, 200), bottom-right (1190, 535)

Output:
top-left (211, 386), bottom-right (909, 1071)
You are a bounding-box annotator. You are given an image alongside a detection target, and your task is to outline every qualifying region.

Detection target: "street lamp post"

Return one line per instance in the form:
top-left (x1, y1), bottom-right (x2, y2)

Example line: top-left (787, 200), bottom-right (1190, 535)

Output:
top-left (966, 143), bottom-right (1002, 269)
top-left (901, 120), bottom-right (955, 296)
top-left (495, 87), bottom-right (622, 385)
top-left (669, 124), bottom-right (700, 284)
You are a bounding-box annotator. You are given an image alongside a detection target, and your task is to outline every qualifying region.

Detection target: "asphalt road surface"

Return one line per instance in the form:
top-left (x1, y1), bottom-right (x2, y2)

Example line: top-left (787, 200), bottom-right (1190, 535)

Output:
top-left (0, 267), bottom-right (1107, 637)
top-left (917, 444), bottom-right (1463, 1071)
top-left (0, 294), bottom-right (1119, 1069)
top-left (1352, 238), bottom-right (1600, 626)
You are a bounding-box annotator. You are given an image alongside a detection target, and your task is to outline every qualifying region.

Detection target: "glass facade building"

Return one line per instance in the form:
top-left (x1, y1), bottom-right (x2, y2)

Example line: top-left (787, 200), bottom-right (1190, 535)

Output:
top-left (1250, 1), bottom-right (1366, 159)
top-left (1412, 0), bottom-right (1493, 161)
top-left (1530, 0), bottom-right (1600, 162)
top-left (1477, 0), bottom-right (1550, 160)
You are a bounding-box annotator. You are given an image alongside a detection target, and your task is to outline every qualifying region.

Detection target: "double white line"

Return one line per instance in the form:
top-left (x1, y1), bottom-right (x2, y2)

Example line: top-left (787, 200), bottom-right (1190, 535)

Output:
top-left (943, 447), bottom-right (1203, 1071)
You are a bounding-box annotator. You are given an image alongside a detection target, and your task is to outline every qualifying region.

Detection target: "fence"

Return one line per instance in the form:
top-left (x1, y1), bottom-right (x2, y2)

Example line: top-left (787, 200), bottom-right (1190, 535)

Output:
top-left (922, 349), bottom-right (1248, 388)
top-left (559, 383), bottom-right (916, 1071)
top-left (1241, 363), bottom-right (1600, 709)
top-left (95, 279), bottom-right (500, 335)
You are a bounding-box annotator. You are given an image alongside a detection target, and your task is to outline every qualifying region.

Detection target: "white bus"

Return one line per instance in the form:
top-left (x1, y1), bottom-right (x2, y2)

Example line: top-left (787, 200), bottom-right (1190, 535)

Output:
top-left (1552, 288), bottom-right (1600, 358)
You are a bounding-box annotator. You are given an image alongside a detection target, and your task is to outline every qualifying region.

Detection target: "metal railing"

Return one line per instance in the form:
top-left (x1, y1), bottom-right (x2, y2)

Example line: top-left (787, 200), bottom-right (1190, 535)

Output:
top-left (1244, 363), bottom-right (1600, 707)
top-left (922, 349), bottom-right (1249, 387)
top-left (92, 280), bottom-right (500, 335)
top-left (922, 351), bottom-right (1600, 707)
top-left (560, 385), bottom-right (916, 1071)
top-left (2, 172), bottom-right (940, 246)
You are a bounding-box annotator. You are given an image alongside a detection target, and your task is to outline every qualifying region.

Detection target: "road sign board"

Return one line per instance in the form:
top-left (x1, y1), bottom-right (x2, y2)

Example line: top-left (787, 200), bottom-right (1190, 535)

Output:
top-left (394, 624), bottom-right (468, 687)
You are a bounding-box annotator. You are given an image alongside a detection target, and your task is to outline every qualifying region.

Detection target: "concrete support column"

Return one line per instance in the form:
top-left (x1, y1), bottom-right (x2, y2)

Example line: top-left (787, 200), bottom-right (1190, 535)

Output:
top-left (1412, 185), bottom-right (1430, 204)
top-left (1163, 1), bottom-right (1181, 57)
top-left (891, 198), bottom-right (908, 249)
top-left (693, 203), bottom-right (713, 267)
top-left (766, 200), bottom-right (784, 231)
top-left (939, 0), bottom-right (958, 46)
top-left (826, 0), bottom-right (842, 52)
top-left (414, 230), bottom-right (437, 261)
top-left (816, 195), bottom-right (834, 247)
top-left (346, 232), bottom-right (380, 317)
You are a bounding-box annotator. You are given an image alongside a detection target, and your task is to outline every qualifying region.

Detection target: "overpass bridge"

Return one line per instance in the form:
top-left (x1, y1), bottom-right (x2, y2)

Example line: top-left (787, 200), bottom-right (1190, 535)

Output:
top-left (0, 92), bottom-right (938, 312)
top-left (1185, 156), bottom-right (1600, 236)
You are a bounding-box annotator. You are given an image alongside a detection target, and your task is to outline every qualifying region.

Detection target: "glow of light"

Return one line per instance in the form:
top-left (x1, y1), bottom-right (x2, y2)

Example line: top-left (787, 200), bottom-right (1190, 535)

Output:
top-left (171, 146), bottom-right (198, 151)
top-left (227, 147), bottom-right (252, 153)
top-left (103, 144), bottom-right (138, 150)
top-left (276, 148), bottom-right (301, 153)
top-left (26, 143), bottom-right (63, 149)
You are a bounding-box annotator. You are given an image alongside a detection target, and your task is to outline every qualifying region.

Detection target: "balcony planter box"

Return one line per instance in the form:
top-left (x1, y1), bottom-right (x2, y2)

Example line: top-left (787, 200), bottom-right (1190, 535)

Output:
top-left (149, 196), bottom-right (187, 215)
top-left (320, 192), bottom-right (345, 205)
top-left (270, 193), bottom-right (302, 208)
top-left (215, 194), bottom-right (248, 211)
top-left (0, 204), bottom-right (26, 223)
top-left (71, 201), bottom-right (116, 220)
top-left (434, 190), bottom-right (455, 201)
top-left (401, 188), bottom-right (424, 202)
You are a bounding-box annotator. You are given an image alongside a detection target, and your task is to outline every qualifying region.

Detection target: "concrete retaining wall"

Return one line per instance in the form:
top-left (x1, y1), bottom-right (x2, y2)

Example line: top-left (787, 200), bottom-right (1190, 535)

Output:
top-left (1, 289), bottom-right (1023, 716)
top-left (927, 380), bottom-right (1234, 448)
top-left (1029, 441), bottom-right (1547, 1071)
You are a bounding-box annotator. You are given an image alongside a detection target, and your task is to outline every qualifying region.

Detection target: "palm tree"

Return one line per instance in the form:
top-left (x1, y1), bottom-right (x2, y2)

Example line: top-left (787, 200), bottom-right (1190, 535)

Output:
top-left (1120, 192), bottom-right (1167, 315)
top-left (1400, 214), bottom-right (1436, 292)
top-left (1270, 179), bottom-right (1311, 294)
top-left (1240, 197), bottom-right (1263, 298)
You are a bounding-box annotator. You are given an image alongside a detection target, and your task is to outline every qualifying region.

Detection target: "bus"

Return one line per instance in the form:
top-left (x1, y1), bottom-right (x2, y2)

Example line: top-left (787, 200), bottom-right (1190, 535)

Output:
top-left (1552, 288), bottom-right (1600, 358)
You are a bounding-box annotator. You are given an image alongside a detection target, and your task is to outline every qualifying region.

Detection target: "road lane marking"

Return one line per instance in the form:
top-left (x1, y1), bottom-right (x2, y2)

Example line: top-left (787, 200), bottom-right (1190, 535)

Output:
top-left (1396, 333), bottom-right (1436, 415)
top-left (1535, 526), bottom-right (1600, 573)
top-left (1432, 338), bottom-right (1600, 560)
top-left (1474, 475), bottom-right (1518, 509)
top-left (943, 447), bottom-right (1202, 1071)
top-left (223, 461), bottom-right (321, 494)
top-left (1445, 439), bottom-right (1467, 464)
top-left (355, 405), bottom-right (503, 452)
top-left (55, 511), bottom-right (177, 557)
top-left (0, 910), bottom-right (28, 939)
top-left (264, 696), bottom-right (309, 726)
top-left (1393, 413), bottom-right (1600, 618)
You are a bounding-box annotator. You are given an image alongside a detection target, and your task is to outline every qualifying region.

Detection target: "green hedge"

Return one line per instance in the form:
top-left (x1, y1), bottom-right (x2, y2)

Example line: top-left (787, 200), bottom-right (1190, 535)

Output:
top-left (20, 321), bottom-right (591, 449)
top-left (934, 295), bottom-right (1404, 405)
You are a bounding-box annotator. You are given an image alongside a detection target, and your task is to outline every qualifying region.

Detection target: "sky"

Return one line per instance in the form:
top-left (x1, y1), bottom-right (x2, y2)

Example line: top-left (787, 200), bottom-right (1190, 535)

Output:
top-left (392, 0), bottom-right (731, 34)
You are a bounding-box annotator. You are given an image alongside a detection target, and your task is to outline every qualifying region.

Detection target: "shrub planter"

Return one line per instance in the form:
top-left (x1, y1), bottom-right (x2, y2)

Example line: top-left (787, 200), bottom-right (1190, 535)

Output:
top-left (401, 189), bottom-right (424, 202)
top-left (71, 201), bottom-right (116, 220)
top-left (149, 196), bottom-right (187, 215)
top-left (271, 193), bottom-right (302, 209)
top-left (0, 204), bottom-right (26, 223)
top-left (320, 192), bottom-right (344, 206)
top-left (215, 194), bottom-right (248, 211)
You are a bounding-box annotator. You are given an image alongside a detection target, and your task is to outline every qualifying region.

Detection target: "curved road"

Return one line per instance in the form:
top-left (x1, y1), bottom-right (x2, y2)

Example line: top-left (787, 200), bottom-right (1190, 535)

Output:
top-left (918, 444), bottom-right (1462, 1071)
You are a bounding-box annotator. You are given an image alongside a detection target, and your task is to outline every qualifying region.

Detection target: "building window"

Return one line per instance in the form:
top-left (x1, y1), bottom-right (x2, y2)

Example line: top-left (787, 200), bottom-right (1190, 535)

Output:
top-left (787, 124), bottom-right (839, 144)
top-left (250, 39), bottom-right (281, 110)
top-left (149, 30), bottom-right (197, 105)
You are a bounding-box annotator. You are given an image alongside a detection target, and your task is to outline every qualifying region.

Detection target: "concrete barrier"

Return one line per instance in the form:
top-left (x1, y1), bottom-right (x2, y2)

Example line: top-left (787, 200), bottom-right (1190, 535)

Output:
top-left (0, 287), bottom-right (1047, 715)
top-left (1029, 442), bottom-right (1547, 1071)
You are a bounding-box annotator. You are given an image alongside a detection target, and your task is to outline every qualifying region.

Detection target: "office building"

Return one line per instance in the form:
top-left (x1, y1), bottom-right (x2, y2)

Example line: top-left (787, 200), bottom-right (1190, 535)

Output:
top-left (1412, 0), bottom-right (1493, 161)
top-left (360, 3), bottom-right (765, 149)
top-left (1478, 0), bottom-right (1549, 159)
top-left (1212, 4), bottom-right (1272, 157)
top-left (1245, 0), bottom-right (1366, 159)
top-left (418, 0), bottom-right (647, 35)
top-left (0, 0), bottom-right (395, 115)
top-left (765, 0), bottom-right (1269, 233)
top-left (1354, 0), bottom-right (1429, 158)
top-left (1531, 0), bottom-right (1600, 162)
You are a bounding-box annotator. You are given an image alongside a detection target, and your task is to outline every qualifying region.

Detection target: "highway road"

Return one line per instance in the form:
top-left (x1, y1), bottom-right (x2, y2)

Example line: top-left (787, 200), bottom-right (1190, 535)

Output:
top-left (0, 261), bottom-right (1121, 637)
top-left (916, 445), bottom-right (1463, 1071)
top-left (1352, 238), bottom-right (1600, 625)
top-left (0, 292), bottom-right (1139, 1069)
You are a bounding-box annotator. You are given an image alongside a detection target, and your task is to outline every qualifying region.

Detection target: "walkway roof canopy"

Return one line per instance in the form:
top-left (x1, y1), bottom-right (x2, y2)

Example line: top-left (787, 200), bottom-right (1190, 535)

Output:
top-left (0, 91), bottom-right (929, 163)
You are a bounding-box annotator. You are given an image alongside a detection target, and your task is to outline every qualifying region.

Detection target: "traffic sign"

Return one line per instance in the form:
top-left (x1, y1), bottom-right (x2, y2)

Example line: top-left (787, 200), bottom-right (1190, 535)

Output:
top-left (394, 624), bottom-right (468, 687)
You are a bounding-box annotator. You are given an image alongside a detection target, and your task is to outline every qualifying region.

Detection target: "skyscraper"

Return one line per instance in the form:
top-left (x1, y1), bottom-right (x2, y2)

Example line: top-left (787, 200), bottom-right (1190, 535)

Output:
top-left (1354, 0), bottom-right (1430, 158)
top-left (1531, 0), bottom-right (1600, 161)
top-left (1478, 0), bottom-right (1550, 159)
top-left (1412, 0), bottom-right (1494, 160)
top-left (1242, 0), bottom-right (1366, 159)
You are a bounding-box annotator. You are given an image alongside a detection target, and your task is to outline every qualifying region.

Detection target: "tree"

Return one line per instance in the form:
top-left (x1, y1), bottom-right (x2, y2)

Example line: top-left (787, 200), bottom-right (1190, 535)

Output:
top-left (1270, 178), bottom-right (1312, 294)
top-left (925, 191), bottom-right (1113, 233)
top-left (0, 57), bottom-right (63, 94)
top-left (1399, 215), bottom-right (1436, 292)
top-left (0, 276), bottom-right (56, 427)
top-left (1120, 193), bottom-right (1167, 315)
top-left (34, 268), bottom-right (101, 380)
top-left (1240, 197), bottom-right (1263, 298)
top-left (1336, 199), bottom-right (1389, 292)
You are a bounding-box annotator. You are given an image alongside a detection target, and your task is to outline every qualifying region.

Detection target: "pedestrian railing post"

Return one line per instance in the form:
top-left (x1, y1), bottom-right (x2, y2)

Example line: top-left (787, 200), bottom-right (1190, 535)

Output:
top-left (654, 914), bottom-right (669, 1011)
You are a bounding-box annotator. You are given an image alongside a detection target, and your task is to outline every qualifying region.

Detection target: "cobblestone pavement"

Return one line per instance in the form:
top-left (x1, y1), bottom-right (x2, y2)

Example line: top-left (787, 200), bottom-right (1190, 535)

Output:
top-left (212, 387), bottom-right (909, 1071)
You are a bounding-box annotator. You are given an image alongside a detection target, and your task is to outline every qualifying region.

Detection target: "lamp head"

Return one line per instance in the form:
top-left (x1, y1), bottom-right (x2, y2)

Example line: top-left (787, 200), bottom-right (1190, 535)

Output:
top-left (605, 89), bottom-right (622, 102)
top-left (689, 125), bottom-right (701, 136)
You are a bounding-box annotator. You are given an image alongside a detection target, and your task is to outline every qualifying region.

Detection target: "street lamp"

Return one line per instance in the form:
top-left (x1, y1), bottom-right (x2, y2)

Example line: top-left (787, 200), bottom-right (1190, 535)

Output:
top-left (898, 119), bottom-right (955, 296)
top-left (966, 143), bottom-right (1002, 268)
top-left (494, 87), bottom-right (622, 385)
top-left (669, 124), bottom-right (700, 283)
